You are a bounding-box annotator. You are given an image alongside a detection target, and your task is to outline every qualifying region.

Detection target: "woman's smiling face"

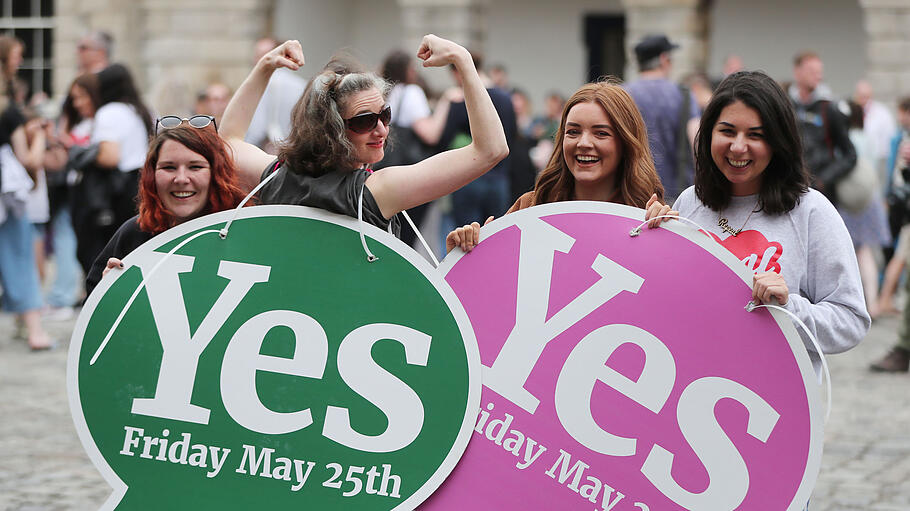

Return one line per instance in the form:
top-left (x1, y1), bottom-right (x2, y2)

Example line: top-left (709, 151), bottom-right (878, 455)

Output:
top-left (711, 100), bottom-right (772, 196)
top-left (343, 87), bottom-right (389, 167)
top-left (154, 139), bottom-right (212, 223)
top-left (562, 100), bottom-right (623, 198)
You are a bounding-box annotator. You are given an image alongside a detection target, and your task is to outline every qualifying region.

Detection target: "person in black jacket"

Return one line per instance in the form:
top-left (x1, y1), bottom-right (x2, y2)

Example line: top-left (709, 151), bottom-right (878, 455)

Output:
top-left (787, 51), bottom-right (856, 205)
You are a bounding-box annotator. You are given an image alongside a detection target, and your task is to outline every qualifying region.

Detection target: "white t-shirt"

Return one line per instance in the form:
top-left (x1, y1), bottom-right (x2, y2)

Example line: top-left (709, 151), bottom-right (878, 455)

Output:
top-left (26, 169), bottom-right (49, 224)
top-left (863, 100), bottom-right (896, 162)
top-left (91, 102), bottom-right (148, 172)
top-left (387, 84), bottom-right (430, 128)
top-left (245, 69), bottom-right (307, 147)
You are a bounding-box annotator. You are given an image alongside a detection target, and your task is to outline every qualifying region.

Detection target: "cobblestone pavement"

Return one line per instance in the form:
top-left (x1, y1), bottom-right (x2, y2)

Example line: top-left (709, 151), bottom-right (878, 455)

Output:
top-left (1, 310), bottom-right (908, 510)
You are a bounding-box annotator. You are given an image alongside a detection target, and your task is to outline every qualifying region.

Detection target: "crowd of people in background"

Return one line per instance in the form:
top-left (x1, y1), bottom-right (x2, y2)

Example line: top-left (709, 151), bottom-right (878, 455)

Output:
top-left (2, 28), bottom-right (910, 374)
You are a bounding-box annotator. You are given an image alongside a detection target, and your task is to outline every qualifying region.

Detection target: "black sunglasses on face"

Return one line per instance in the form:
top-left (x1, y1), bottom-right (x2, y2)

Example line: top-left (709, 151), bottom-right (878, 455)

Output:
top-left (344, 105), bottom-right (391, 134)
top-left (155, 115), bottom-right (217, 135)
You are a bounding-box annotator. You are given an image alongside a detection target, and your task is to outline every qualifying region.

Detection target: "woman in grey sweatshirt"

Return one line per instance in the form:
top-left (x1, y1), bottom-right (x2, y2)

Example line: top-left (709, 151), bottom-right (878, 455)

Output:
top-left (648, 70), bottom-right (870, 377)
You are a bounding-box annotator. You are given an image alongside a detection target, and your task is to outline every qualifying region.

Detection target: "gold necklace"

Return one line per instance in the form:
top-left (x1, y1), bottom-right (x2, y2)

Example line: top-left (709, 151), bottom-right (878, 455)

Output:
top-left (718, 204), bottom-right (758, 237)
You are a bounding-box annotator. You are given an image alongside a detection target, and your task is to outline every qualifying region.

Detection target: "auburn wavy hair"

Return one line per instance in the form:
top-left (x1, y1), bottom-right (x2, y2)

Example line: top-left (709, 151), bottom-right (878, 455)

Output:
top-left (532, 79), bottom-right (663, 208)
top-left (138, 126), bottom-right (248, 233)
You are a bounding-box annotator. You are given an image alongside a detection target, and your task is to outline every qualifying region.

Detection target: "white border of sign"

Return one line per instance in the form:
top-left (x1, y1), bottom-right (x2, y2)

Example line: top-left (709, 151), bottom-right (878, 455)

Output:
top-left (437, 200), bottom-right (823, 511)
top-left (67, 205), bottom-right (482, 511)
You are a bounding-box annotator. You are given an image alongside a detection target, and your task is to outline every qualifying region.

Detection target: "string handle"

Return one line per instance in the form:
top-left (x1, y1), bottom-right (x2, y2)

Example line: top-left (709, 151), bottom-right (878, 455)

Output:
top-left (91, 162), bottom-right (277, 365)
top-left (631, 214), bottom-right (832, 423)
top-left (746, 301), bottom-right (832, 425)
top-left (629, 214), bottom-right (713, 238)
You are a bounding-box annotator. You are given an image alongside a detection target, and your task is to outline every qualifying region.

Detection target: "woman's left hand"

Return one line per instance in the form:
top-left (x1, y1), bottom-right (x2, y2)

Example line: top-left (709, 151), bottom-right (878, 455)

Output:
top-left (417, 34), bottom-right (469, 68)
top-left (644, 193), bottom-right (677, 229)
top-left (753, 271), bottom-right (789, 306)
top-left (259, 40), bottom-right (305, 72)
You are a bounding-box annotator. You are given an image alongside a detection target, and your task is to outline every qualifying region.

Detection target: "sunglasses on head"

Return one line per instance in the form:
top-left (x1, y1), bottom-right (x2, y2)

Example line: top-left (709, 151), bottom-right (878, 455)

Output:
top-left (344, 105), bottom-right (391, 134)
top-left (155, 115), bottom-right (216, 135)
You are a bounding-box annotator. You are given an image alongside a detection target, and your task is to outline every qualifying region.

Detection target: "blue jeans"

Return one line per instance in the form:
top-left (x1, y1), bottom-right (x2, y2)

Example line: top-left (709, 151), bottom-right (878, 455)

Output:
top-left (46, 205), bottom-right (80, 307)
top-left (0, 209), bottom-right (43, 313)
top-left (450, 173), bottom-right (510, 228)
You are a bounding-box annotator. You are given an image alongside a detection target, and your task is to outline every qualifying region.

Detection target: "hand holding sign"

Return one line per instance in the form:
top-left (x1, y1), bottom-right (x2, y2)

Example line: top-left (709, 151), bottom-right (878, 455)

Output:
top-left (68, 206), bottom-right (480, 510)
top-left (425, 201), bottom-right (822, 511)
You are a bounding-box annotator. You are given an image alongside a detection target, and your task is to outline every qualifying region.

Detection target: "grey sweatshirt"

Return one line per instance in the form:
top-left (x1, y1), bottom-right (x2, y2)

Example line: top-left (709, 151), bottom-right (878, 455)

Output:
top-left (674, 187), bottom-right (870, 376)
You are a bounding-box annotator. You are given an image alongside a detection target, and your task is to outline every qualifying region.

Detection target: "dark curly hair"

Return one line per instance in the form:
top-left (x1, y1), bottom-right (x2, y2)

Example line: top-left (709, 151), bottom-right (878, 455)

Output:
top-left (277, 55), bottom-right (390, 176)
top-left (694, 70), bottom-right (809, 214)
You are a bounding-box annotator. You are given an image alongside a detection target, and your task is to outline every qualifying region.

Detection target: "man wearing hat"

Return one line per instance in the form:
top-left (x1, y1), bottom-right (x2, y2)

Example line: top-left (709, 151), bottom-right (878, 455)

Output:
top-left (625, 34), bottom-right (699, 201)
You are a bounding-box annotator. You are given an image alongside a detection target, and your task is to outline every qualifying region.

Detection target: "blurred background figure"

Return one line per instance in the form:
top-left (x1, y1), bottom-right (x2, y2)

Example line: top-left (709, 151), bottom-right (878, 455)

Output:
top-left (529, 91), bottom-right (565, 143)
top-left (43, 73), bottom-right (101, 317)
top-left (835, 100), bottom-right (891, 318)
top-left (76, 30), bottom-right (111, 74)
top-left (788, 50), bottom-right (856, 205)
top-left (684, 72), bottom-right (714, 113)
top-left (72, 63), bottom-right (152, 275)
top-left (197, 82), bottom-right (233, 125)
top-left (511, 88), bottom-right (533, 138)
top-left (854, 79), bottom-right (896, 185)
top-left (432, 50), bottom-right (516, 239)
top-left (875, 97), bottom-right (910, 324)
top-left (507, 87), bottom-right (540, 200)
top-left (489, 63), bottom-right (509, 90)
top-left (722, 54), bottom-right (743, 78)
top-left (374, 48), bottom-right (437, 249)
top-left (625, 34), bottom-right (699, 202)
top-left (244, 36), bottom-right (307, 154)
top-left (0, 34), bottom-right (53, 350)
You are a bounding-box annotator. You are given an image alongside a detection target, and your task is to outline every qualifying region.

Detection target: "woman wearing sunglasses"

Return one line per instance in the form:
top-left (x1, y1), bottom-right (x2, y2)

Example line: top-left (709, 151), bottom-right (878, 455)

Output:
top-left (220, 34), bottom-right (508, 235)
top-left (85, 122), bottom-right (247, 295)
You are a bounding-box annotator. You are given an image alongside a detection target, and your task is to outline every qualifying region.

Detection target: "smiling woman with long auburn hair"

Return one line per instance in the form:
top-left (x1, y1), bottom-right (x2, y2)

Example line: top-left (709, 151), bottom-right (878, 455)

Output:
top-left (530, 80), bottom-right (663, 209)
top-left (446, 79), bottom-right (666, 253)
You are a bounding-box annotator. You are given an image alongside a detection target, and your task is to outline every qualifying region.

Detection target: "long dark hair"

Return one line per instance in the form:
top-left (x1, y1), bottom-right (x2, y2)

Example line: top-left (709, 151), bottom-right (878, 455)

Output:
top-left (694, 70), bottom-right (809, 214)
top-left (533, 80), bottom-right (663, 207)
top-left (96, 63), bottom-right (153, 135)
top-left (0, 35), bottom-right (24, 109)
top-left (277, 55), bottom-right (389, 176)
top-left (61, 73), bottom-right (100, 132)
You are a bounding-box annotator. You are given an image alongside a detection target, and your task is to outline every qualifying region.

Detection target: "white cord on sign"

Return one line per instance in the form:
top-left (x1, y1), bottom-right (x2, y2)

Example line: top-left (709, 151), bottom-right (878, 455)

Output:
top-left (90, 167), bottom-right (276, 366)
top-left (630, 214), bottom-right (833, 424)
top-left (358, 184), bottom-right (379, 262)
top-left (89, 228), bottom-right (221, 365)
top-left (745, 301), bottom-right (832, 425)
top-left (220, 165), bottom-right (280, 239)
top-left (629, 214), bottom-right (713, 238)
top-left (401, 209), bottom-right (439, 267)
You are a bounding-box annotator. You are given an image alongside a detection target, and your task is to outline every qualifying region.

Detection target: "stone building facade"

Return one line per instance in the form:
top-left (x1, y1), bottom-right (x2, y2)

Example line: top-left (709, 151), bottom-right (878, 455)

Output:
top-left (38, 0), bottom-right (910, 114)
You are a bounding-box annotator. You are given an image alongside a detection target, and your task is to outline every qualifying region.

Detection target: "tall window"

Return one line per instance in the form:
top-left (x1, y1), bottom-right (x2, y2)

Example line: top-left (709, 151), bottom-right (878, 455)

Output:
top-left (1, 0), bottom-right (54, 98)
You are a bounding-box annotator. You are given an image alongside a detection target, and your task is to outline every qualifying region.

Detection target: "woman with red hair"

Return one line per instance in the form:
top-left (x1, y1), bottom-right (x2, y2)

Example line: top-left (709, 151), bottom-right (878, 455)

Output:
top-left (446, 79), bottom-right (667, 252)
top-left (85, 121), bottom-right (247, 295)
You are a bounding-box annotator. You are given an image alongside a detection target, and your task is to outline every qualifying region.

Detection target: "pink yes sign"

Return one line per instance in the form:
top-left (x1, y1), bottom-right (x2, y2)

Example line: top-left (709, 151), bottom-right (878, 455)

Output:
top-left (425, 202), bottom-right (822, 511)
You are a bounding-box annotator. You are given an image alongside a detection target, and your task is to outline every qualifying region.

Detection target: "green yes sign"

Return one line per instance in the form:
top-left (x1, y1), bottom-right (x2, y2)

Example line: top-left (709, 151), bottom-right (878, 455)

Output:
top-left (67, 206), bottom-right (480, 510)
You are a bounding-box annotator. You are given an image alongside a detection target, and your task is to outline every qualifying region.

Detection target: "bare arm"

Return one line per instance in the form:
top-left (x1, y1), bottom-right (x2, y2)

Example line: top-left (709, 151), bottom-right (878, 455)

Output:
top-left (11, 122), bottom-right (45, 179)
top-left (220, 40), bottom-right (305, 188)
top-left (367, 35), bottom-right (509, 218)
top-left (95, 140), bottom-right (120, 169)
